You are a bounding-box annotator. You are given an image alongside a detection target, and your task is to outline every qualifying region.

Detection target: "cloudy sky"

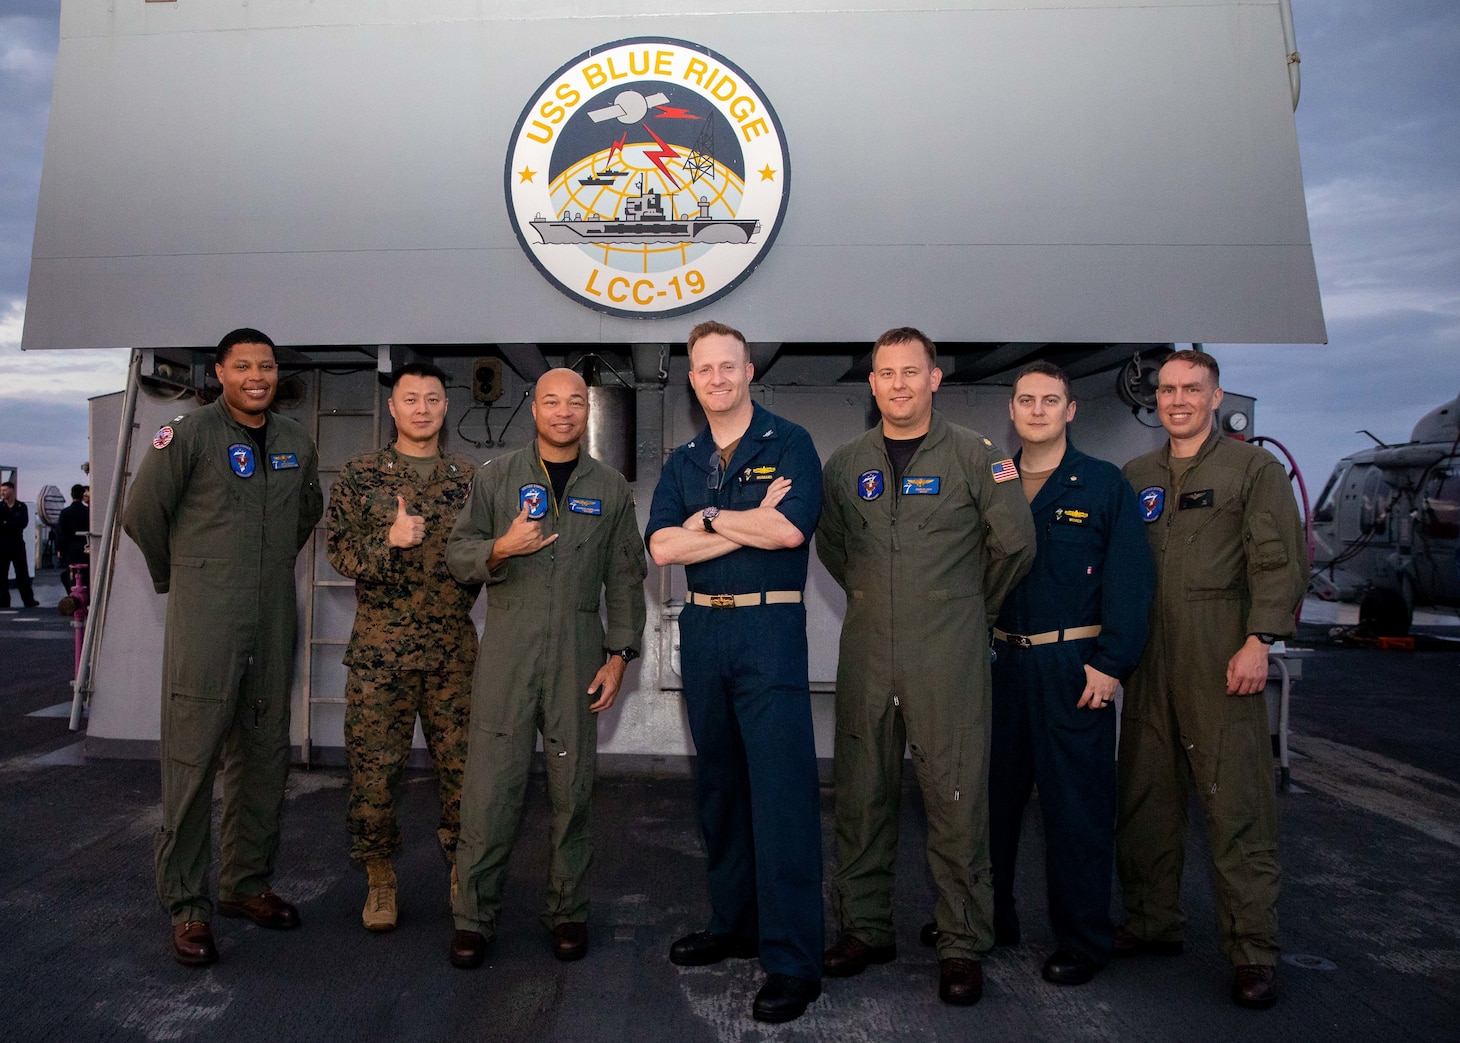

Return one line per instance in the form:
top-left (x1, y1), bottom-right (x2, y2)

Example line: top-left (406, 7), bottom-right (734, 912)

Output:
top-left (1, 0), bottom-right (1457, 502)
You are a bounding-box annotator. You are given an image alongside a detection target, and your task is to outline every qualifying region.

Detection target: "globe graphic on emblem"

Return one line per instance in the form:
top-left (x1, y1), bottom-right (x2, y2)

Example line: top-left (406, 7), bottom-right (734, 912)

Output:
top-left (544, 142), bottom-right (748, 274)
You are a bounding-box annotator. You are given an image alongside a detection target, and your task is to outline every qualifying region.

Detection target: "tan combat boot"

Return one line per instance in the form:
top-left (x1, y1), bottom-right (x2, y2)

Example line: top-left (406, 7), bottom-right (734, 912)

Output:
top-left (363, 858), bottom-right (398, 932)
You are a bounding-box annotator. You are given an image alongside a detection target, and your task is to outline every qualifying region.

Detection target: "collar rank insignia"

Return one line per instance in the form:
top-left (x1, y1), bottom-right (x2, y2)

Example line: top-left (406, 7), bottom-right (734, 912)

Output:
top-left (228, 444), bottom-right (256, 478)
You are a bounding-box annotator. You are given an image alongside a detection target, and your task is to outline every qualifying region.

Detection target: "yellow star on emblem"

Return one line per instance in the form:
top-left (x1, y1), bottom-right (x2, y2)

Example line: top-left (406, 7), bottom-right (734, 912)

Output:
top-left (759, 165), bottom-right (777, 182)
top-left (518, 167), bottom-right (537, 183)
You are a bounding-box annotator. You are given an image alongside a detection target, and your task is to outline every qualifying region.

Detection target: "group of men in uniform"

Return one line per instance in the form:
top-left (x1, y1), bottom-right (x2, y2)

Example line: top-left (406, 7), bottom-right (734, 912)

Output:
top-left (124, 324), bottom-right (1304, 1022)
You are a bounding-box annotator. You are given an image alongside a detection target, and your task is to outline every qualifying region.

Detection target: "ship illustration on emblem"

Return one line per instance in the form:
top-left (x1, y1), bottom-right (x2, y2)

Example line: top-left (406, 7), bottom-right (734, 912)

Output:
top-left (505, 39), bottom-right (791, 318)
top-left (531, 173), bottom-right (761, 246)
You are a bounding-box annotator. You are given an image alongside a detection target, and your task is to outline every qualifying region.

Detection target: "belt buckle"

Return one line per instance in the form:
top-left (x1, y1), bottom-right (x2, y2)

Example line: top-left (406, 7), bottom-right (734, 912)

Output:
top-left (1009, 633), bottom-right (1033, 649)
top-left (709, 594), bottom-right (736, 609)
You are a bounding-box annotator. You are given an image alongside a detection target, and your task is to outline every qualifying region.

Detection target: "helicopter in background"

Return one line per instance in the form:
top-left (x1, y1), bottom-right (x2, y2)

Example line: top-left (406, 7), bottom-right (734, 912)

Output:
top-left (1309, 391), bottom-right (1460, 635)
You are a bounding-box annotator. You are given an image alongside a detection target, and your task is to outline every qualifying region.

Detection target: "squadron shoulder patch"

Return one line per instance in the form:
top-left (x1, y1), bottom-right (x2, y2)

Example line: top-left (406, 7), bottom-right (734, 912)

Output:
top-left (992, 459), bottom-right (1019, 483)
top-left (228, 444), bottom-right (256, 478)
top-left (1139, 486), bottom-right (1165, 523)
top-left (152, 426), bottom-right (174, 450)
top-left (520, 483), bottom-right (549, 519)
top-left (858, 470), bottom-right (884, 500)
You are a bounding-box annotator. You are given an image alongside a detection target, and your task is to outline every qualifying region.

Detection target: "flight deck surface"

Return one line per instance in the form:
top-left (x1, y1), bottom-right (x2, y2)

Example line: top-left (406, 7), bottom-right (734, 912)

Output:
top-left (2, 577), bottom-right (1456, 1042)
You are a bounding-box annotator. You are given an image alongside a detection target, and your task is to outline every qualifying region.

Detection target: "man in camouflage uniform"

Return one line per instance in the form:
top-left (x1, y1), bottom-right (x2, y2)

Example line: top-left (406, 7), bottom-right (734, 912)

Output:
top-left (327, 361), bottom-right (480, 931)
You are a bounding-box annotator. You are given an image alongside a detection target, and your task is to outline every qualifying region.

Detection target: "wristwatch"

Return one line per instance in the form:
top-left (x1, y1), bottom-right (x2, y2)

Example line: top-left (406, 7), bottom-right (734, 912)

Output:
top-left (702, 506), bottom-right (721, 533)
top-left (1252, 633), bottom-right (1278, 646)
top-left (608, 648), bottom-right (639, 664)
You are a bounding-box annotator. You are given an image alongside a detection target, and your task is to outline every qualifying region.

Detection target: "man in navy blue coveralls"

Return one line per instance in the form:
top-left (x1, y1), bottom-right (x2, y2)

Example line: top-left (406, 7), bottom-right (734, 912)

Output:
top-left (646, 321), bottom-right (825, 1025)
top-left (987, 361), bottom-right (1153, 985)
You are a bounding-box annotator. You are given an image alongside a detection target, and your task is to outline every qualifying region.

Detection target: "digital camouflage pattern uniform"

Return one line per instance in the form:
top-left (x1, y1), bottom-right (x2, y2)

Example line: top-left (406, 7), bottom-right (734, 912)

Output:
top-left (1118, 428), bottom-right (1307, 967)
top-left (327, 443), bottom-right (480, 864)
top-left (122, 398), bottom-right (322, 925)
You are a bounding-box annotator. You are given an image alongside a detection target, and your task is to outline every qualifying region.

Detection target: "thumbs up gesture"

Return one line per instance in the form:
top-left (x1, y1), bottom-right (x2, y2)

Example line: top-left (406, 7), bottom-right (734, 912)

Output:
top-left (388, 495), bottom-right (427, 549)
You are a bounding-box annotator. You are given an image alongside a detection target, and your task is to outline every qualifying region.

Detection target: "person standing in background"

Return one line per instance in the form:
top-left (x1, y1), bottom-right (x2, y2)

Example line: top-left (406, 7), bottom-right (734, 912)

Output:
top-left (1, 480), bottom-right (40, 608)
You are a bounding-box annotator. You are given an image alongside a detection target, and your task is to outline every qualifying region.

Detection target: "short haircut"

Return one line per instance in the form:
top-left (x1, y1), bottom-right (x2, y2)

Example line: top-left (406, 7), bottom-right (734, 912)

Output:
top-left (1161, 348), bottom-right (1220, 386)
top-left (389, 361), bottom-right (449, 391)
top-left (71, 484), bottom-right (86, 500)
top-left (1011, 360), bottom-right (1075, 402)
top-left (687, 320), bottom-right (748, 362)
top-left (871, 327), bottom-right (936, 368)
top-left (0, 480), bottom-right (13, 491)
top-left (216, 327), bottom-right (276, 366)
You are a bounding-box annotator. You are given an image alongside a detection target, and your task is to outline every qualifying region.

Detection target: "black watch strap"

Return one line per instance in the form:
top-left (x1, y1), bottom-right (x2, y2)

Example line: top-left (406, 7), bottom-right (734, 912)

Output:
top-left (608, 648), bottom-right (639, 664)
top-left (1252, 633), bottom-right (1278, 646)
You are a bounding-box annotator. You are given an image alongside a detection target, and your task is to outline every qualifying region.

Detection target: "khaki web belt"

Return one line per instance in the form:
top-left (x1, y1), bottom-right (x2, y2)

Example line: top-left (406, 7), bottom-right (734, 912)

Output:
top-left (688, 590), bottom-right (803, 609)
top-left (992, 625), bottom-right (1103, 648)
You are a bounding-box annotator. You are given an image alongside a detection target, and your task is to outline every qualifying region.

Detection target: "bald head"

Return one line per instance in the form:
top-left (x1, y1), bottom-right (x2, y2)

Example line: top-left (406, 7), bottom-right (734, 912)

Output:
top-left (532, 368), bottom-right (590, 461)
top-left (535, 367), bottom-right (588, 403)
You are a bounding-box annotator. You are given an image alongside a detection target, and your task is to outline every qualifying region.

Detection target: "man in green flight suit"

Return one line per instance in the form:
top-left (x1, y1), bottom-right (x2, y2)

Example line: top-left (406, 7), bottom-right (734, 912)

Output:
top-left (445, 367), bottom-right (647, 969)
top-left (816, 327), bottom-right (1035, 1005)
top-left (123, 328), bottom-right (322, 967)
top-left (326, 361), bottom-right (480, 932)
top-left (1117, 350), bottom-right (1307, 1009)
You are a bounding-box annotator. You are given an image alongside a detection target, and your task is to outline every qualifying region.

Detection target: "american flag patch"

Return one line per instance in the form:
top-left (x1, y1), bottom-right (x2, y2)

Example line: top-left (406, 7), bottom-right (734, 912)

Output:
top-left (992, 459), bottom-right (1019, 483)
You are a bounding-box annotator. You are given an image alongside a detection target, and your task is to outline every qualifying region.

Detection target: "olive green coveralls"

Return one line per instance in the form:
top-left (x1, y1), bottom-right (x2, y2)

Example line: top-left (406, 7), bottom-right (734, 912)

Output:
top-left (817, 412), bottom-right (1035, 959)
top-left (1118, 429), bottom-right (1307, 967)
top-left (447, 447), bottom-right (646, 936)
top-left (123, 399), bottom-right (322, 925)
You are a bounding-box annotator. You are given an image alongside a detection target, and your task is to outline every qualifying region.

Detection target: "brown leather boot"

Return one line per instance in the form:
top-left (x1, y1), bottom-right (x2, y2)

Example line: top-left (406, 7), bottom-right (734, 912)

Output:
top-left (363, 858), bottom-right (398, 932)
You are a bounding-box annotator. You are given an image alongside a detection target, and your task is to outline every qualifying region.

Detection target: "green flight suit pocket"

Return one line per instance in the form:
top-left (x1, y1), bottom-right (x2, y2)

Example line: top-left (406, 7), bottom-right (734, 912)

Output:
top-left (165, 557), bottom-right (242, 696)
top-left (1245, 510), bottom-right (1289, 570)
top-left (163, 692), bottom-right (229, 767)
top-left (908, 726), bottom-right (973, 805)
top-left (1183, 497), bottom-right (1244, 598)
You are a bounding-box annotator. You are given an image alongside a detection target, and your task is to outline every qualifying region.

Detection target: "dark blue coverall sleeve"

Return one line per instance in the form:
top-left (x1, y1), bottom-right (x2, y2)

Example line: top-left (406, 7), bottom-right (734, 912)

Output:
top-left (1087, 473), bottom-right (1155, 680)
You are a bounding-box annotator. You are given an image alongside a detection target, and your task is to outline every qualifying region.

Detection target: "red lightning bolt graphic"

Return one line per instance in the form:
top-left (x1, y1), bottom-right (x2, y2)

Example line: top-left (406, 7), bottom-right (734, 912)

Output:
top-left (607, 131), bottom-right (627, 166)
top-left (653, 106), bottom-right (700, 120)
top-left (640, 124), bottom-right (680, 188)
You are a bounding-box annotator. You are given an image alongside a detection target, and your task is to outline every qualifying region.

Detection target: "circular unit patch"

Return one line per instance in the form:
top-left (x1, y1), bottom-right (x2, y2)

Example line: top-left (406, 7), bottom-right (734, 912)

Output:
top-left (505, 37), bottom-right (791, 318)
